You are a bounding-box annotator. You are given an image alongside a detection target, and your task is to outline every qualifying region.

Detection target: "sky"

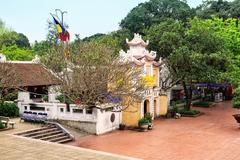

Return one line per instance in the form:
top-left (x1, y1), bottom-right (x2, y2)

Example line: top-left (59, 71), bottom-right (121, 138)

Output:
top-left (0, 0), bottom-right (203, 43)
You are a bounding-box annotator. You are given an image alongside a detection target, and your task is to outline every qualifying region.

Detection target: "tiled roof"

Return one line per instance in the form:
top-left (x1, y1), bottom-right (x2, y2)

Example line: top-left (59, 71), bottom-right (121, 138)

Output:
top-left (5, 63), bottom-right (61, 87)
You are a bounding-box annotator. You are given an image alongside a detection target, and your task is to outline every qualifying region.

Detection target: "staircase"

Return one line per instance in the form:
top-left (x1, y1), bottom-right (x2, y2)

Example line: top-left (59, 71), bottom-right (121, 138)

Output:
top-left (15, 122), bottom-right (74, 144)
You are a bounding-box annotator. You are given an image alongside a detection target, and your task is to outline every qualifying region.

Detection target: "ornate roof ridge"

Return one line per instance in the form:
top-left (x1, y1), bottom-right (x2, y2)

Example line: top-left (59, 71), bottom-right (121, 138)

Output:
top-left (126, 33), bottom-right (149, 47)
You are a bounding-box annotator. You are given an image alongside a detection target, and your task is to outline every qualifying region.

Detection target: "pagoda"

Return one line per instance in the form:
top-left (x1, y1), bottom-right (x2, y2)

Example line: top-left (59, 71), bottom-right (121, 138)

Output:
top-left (120, 33), bottom-right (168, 127)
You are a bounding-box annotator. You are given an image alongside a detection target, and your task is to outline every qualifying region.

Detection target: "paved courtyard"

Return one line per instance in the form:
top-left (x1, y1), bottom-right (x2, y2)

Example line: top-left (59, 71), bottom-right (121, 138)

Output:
top-left (77, 101), bottom-right (240, 160)
top-left (0, 119), bottom-right (138, 160)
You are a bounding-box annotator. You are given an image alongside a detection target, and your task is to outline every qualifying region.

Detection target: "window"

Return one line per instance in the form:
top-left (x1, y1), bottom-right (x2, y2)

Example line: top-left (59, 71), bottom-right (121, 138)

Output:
top-left (86, 108), bottom-right (93, 114)
top-left (24, 106), bottom-right (28, 110)
top-left (72, 109), bottom-right (83, 113)
top-left (60, 108), bottom-right (64, 112)
top-left (29, 104), bottom-right (45, 111)
top-left (146, 66), bottom-right (151, 76)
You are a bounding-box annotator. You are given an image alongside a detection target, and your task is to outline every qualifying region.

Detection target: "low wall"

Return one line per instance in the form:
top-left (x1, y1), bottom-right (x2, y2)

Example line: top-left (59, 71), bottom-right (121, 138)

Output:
top-left (56, 119), bottom-right (97, 134)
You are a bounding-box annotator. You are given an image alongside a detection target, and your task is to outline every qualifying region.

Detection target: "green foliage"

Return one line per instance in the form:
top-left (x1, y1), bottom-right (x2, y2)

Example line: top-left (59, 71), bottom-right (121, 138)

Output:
top-left (138, 117), bottom-right (150, 126)
top-left (144, 112), bottom-right (152, 123)
top-left (144, 19), bottom-right (185, 58)
top-left (233, 87), bottom-right (240, 109)
top-left (0, 103), bottom-right (19, 117)
top-left (120, 0), bottom-right (193, 33)
top-left (56, 95), bottom-right (73, 104)
top-left (0, 121), bottom-right (4, 129)
top-left (32, 40), bottom-right (53, 56)
top-left (1, 45), bottom-right (34, 61)
top-left (195, 0), bottom-right (231, 20)
top-left (172, 105), bottom-right (179, 113)
top-left (0, 19), bottom-right (11, 35)
top-left (0, 31), bottom-right (30, 49)
top-left (192, 101), bottom-right (210, 107)
top-left (3, 92), bottom-right (18, 101)
top-left (43, 95), bottom-right (48, 102)
top-left (179, 108), bottom-right (200, 115)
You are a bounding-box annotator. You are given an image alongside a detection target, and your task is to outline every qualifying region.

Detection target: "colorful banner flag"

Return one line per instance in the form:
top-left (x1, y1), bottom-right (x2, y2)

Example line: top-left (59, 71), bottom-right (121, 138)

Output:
top-left (52, 16), bottom-right (70, 42)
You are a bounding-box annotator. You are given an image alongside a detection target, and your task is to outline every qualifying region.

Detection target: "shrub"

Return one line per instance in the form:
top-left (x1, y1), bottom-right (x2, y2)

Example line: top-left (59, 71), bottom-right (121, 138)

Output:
top-left (0, 103), bottom-right (19, 117)
top-left (43, 95), bottom-right (48, 102)
top-left (172, 105), bottom-right (179, 114)
top-left (192, 101), bottom-right (210, 107)
top-left (233, 87), bottom-right (240, 109)
top-left (56, 95), bottom-right (73, 104)
top-left (3, 92), bottom-right (18, 101)
top-left (144, 112), bottom-right (152, 123)
top-left (0, 121), bottom-right (4, 129)
top-left (179, 109), bottom-right (200, 115)
top-left (138, 117), bottom-right (150, 126)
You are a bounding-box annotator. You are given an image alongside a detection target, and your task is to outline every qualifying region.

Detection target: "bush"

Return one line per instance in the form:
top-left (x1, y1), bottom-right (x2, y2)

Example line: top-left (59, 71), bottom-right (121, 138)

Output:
top-left (3, 92), bottom-right (18, 101)
top-left (56, 95), bottom-right (73, 104)
top-left (0, 103), bottom-right (19, 117)
top-left (138, 117), bottom-right (150, 126)
top-left (233, 87), bottom-right (240, 109)
top-left (192, 101), bottom-right (210, 107)
top-left (43, 95), bottom-right (48, 102)
top-left (179, 109), bottom-right (200, 115)
top-left (144, 112), bottom-right (152, 123)
top-left (172, 105), bottom-right (179, 114)
top-left (0, 121), bottom-right (4, 129)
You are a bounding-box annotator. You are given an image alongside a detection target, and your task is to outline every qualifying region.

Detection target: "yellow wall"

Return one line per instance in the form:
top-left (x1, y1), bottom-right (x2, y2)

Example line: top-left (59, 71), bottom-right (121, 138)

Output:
top-left (153, 68), bottom-right (159, 87)
top-left (159, 95), bottom-right (168, 115)
top-left (122, 101), bottom-right (141, 126)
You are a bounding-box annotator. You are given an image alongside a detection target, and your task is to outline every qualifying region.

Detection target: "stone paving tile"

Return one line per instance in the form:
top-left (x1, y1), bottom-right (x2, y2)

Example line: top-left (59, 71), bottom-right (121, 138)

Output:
top-left (0, 119), bottom-right (139, 160)
top-left (76, 101), bottom-right (240, 160)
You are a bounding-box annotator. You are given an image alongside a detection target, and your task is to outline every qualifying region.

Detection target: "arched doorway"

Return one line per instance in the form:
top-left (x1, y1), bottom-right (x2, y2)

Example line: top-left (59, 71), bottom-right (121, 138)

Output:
top-left (143, 100), bottom-right (149, 115)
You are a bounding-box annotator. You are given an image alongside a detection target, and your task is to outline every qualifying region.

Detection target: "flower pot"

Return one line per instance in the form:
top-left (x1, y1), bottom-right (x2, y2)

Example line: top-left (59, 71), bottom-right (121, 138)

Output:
top-left (233, 114), bottom-right (240, 123)
top-left (139, 124), bottom-right (148, 132)
top-left (119, 124), bottom-right (126, 130)
top-left (148, 123), bottom-right (153, 130)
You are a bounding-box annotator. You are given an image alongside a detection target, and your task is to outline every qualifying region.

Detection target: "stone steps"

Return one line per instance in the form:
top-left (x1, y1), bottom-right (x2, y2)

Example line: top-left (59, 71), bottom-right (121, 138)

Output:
top-left (15, 123), bottom-right (74, 144)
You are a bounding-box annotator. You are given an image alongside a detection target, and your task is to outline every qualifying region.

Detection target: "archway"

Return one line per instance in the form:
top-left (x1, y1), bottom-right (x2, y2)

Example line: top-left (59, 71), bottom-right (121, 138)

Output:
top-left (143, 100), bottom-right (150, 115)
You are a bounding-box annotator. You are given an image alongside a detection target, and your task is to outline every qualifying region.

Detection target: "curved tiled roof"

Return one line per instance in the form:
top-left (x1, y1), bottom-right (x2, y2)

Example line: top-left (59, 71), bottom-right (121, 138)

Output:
top-left (4, 63), bottom-right (61, 87)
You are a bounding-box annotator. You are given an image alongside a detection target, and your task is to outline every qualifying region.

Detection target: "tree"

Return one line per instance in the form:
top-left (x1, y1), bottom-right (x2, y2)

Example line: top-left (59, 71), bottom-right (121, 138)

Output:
top-left (165, 18), bottom-right (232, 110)
top-left (144, 18), bottom-right (185, 58)
top-left (0, 19), bottom-right (11, 35)
top-left (0, 62), bottom-right (19, 103)
top-left (33, 40), bottom-right (53, 56)
top-left (120, 0), bottom-right (193, 33)
top-left (230, 0), bottom-right (240, 26)
top-left (42, 42), bottom-right (145, 109)
top-left (0, 31), bottom-right (30, 49)
top-left (195, 0), bottom-right (231, 20)
top-left (1, 45), bottom-right (34, 61)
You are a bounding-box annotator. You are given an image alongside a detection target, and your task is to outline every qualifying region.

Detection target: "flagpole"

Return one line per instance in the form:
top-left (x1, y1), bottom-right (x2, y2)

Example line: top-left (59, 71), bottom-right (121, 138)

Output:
top-left (55, 9), bottom-right (68, 104)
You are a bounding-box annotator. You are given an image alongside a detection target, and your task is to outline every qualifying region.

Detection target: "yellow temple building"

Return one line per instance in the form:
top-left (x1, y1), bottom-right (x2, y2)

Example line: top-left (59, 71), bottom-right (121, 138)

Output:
top-left (120, 33), bottom-right (168, 126)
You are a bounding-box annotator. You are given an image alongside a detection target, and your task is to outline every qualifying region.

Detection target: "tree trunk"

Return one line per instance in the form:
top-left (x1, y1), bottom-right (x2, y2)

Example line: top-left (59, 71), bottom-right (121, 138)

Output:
top-left (182, 81), bottom-right (192, 111)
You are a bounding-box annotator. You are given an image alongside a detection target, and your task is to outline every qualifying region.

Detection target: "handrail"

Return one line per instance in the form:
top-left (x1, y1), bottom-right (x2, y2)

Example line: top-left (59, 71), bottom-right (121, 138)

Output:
top-left (45, 121), bottom-right (75, 140)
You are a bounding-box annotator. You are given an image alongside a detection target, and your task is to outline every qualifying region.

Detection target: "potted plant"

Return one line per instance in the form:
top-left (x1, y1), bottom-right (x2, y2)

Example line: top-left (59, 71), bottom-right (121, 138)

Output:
top-left (144, 112), bottom-right (153, 130)
top-left (119, 123), bottom-right (126, 130)
top-left (138, 117), bottom-right (149, 131)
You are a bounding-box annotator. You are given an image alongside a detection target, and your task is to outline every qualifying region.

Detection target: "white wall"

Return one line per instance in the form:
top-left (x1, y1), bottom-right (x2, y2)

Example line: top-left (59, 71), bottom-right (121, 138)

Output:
top-left (18, 102), bottom-right (121, 135)
top-left (96, 107), bottom-right (121, 135)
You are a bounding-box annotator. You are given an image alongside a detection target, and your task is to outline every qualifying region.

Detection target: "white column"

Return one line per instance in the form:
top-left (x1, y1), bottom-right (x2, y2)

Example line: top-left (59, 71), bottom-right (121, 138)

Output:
top-left (141, 100), bottom-right (144, 118)
top-left (150, 88), bottom-right (154, 116)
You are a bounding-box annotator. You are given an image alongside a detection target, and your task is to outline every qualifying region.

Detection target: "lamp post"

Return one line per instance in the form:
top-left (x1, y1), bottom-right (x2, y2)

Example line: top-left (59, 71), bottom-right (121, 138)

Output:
top-left (55, 9), bottom-right (67, 27)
